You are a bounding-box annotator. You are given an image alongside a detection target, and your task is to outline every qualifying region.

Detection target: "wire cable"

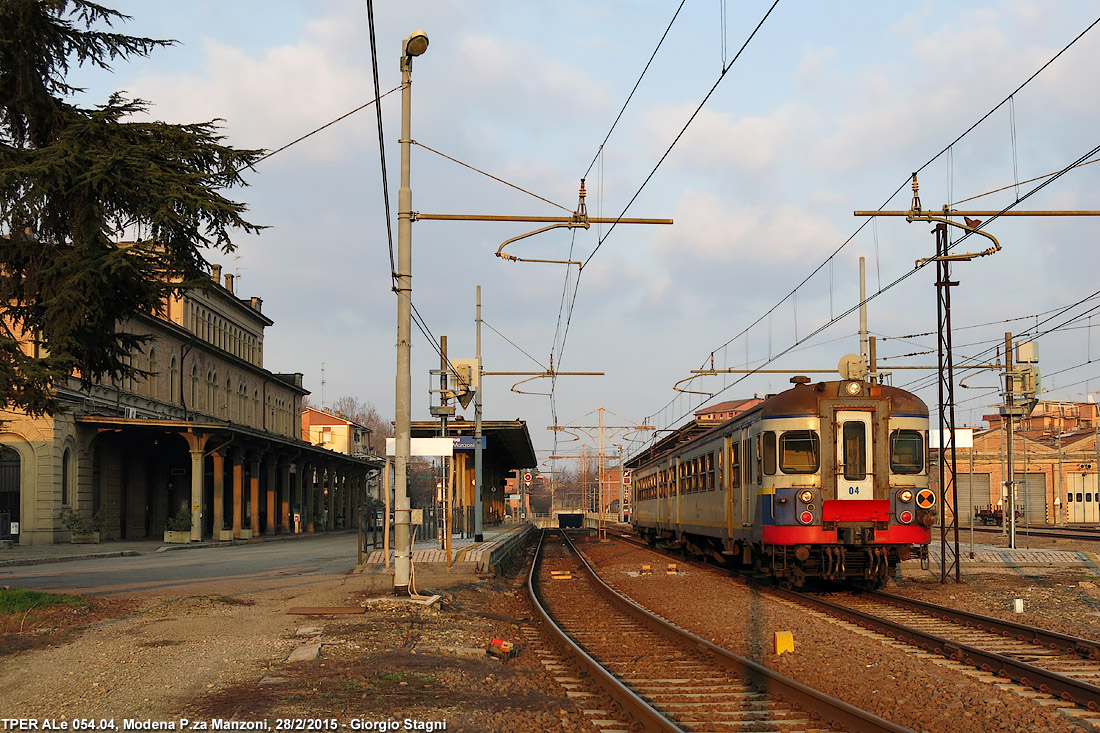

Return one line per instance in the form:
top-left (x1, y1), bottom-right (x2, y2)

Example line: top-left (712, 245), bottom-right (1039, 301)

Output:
top-left (581, 0), bottom-right (687, 180)
top-left (581, 0), bottom-right (782, 269)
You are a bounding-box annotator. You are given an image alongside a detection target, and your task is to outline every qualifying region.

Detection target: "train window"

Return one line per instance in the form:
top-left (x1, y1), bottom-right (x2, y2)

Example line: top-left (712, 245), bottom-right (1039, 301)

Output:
top-left (1079, 492), bottom-right (1085, 502)
top-left (779, 430), bottom-right (820, 473)
top-left (730, 443), bottom-right (740, 489)
top-left (889, 429), bottom-right (924, 474)
top-left (762, 432), bottom-right (777, 475)
top-left (842, 422), bottom-right (867, 480)
top-left (1087, 493), bottom-right (1092, 502)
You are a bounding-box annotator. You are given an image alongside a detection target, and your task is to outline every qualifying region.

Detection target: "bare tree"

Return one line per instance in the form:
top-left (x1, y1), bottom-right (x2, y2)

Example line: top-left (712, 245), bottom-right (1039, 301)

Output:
top-left (330, 395), bottom-right (393, 449)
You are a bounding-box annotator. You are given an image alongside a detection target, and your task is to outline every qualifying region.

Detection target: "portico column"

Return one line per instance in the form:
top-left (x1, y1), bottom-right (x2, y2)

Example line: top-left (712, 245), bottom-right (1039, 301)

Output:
top-left (265, 454), bottom-right (276, 535)
top-left (280, 460), bottom-right (292, 534)
top-left (327, 469), bottom-right (337, 531)
top-left (249, 457), bottom-right (261, 536)
top-left (232, 454), bottom-right (243, 539)
top-left (189, 447), bottom-right (204, 542)
top-left (212, 450), bottom-right (225, 540)
top-left (304, 462), bottom-right (315, 533)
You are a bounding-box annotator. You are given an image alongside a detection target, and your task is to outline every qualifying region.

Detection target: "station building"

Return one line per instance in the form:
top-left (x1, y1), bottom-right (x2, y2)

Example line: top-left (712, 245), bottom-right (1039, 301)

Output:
top-left (0, 265), bottom-right (381, 545)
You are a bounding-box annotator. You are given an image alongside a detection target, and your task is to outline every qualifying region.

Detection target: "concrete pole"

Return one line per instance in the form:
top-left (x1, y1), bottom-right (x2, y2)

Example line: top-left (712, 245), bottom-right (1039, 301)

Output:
top-left (474, 285), bottom-right (484, 542)
top-left (393, 32), bottom-right (427, 593)
top-left (859, 256), bottom-right (869, 371)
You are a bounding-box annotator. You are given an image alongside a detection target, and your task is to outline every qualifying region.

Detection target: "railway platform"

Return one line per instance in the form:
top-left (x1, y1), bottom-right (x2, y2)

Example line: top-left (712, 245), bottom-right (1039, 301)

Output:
top-left (358, 523), bottom-right (533, 577)
top-left (901, 541), bottom-right (1100, 571)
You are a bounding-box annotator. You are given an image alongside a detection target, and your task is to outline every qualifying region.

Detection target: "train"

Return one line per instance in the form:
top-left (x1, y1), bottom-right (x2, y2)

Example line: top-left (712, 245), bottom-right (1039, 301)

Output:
top-left (629, 376), bottom-right (934, 587)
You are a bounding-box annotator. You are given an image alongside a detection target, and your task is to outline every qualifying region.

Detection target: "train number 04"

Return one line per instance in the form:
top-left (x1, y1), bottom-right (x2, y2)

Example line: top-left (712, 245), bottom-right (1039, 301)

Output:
top-left (848, 486), bottom-right (860, 495)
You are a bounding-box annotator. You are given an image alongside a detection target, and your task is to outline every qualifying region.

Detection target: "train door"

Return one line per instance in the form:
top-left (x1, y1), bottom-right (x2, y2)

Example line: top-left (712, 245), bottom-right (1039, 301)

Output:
top-left (741, 430), bottom-right (754, 525)
top-left (836, 410), bottom-right (873, 500)
top-left (725, 436), bottom-right (736, 535)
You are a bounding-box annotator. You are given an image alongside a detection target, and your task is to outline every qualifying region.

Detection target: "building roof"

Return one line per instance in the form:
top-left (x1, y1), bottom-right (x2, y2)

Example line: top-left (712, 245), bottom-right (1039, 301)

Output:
top-left (411, 419), bottom-right (537, 469)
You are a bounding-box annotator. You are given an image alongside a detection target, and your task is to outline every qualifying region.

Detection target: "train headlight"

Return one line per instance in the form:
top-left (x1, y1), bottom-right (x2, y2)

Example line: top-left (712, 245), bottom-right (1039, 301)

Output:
top-left (798, 509), bottom-right (815, 525)
top-left (844, 381), bottom-right (862, 396)
top-left (798, 490), bottom-right (814, 504)
top-left (899, 510), bottom-right (914, 524)
top-left (898, 489), bottom-right (914, 503)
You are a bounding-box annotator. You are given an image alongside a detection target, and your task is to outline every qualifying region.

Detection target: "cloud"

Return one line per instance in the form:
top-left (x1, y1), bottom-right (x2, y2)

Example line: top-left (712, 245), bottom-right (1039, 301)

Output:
top-left (638, 102), bottom-right (817, 179)
top-left (651, 189), bottom-right (843, 266)
top-left (123, 18), bottom-right (376, 160)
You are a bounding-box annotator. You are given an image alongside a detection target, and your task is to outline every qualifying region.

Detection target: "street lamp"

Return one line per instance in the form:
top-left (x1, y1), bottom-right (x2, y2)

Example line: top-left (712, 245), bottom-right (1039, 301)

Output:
top-left (394, 29), bottom-right (428, 596)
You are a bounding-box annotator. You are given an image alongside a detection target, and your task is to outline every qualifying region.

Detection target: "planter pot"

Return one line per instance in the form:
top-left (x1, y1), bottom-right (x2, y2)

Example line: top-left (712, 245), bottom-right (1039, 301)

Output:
top-left (70, 531), bottom-right (100, 544)
top-left (218, 529), bottom-right (234, 541)
top-left (163, 530), bottom-right (191, 544)
top-left (239, 529), bottom-right (252, 540)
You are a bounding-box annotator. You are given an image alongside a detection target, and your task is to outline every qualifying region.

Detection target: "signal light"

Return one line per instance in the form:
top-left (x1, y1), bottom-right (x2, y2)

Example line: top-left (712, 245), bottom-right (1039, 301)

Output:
top-left (798, 510), bottom-right (814, 525)
top-left (898, 489), bottom-right (914, 503)
top-left (899, 510), bottom-right (913, 524)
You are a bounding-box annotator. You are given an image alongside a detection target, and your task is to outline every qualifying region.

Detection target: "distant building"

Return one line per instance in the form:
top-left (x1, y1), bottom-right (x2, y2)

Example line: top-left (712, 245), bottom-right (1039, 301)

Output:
top-left (933, 398), bottom-right (1100, 525)
top-left (302, 406), bottom-right (374, 457)
top-left (694, 398), bottom-right (763, 423)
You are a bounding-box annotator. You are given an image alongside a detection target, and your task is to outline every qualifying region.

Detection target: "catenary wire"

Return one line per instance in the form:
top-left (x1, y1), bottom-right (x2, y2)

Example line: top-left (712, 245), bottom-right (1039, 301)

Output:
top-left (581, 0), bottom-right (687, 180)
top-left (638, 15), bottom-right (1100, 435)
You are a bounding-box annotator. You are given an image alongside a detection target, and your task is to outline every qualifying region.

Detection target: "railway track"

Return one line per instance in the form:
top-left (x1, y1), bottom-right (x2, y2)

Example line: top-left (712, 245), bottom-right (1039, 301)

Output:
top-left (528, 529), bottom-right (914, 733)
top-left (773, 588), bottom-right (1100, 718)
top-left (609, 530), bottom-right (1100, 727)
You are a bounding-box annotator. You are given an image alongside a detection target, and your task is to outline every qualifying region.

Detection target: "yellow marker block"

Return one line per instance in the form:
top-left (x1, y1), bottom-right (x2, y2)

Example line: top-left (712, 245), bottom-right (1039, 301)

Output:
top-left (773, 631), bottom-right (794, 655)
top-left (666, 563), bottom-right (678, 575)
top-left (640, 564), bottom-right (652, 575)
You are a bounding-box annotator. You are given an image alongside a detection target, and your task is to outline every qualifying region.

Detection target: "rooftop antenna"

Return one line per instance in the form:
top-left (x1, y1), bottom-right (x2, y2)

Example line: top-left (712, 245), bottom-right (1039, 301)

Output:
top-left (321, 362), bottom-right (326, 410)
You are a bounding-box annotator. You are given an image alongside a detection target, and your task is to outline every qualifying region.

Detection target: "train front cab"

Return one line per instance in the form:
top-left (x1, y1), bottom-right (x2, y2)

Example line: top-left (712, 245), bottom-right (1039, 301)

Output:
top-left (755, 381), bottom-right (932, 585)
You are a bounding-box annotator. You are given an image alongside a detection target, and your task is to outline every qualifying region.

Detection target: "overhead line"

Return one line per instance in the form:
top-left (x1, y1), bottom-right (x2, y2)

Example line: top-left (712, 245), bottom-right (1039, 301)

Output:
top-left (645, 17), bottom-right (1100, 432)
top-left (581, 0), bottom-right (782, 269)
top-left (581, 0), bottom-right (687, 179)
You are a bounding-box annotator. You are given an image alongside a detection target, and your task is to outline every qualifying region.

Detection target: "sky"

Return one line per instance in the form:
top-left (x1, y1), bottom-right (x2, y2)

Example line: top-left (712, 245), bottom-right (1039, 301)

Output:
top-left (68, 0), bottom-right (1100, 470)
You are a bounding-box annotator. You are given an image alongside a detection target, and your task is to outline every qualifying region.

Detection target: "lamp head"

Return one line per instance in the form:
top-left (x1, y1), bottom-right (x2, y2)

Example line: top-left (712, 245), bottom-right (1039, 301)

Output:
top-left (404, 30), bottom-right (429, 57)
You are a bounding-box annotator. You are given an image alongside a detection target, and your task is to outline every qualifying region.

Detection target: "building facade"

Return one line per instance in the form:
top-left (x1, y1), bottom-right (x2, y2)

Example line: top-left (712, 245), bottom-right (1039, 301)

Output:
top-left (0, 265), bottom-right (380, 545)
top-left (934, 399), bottom-right (1100, 526)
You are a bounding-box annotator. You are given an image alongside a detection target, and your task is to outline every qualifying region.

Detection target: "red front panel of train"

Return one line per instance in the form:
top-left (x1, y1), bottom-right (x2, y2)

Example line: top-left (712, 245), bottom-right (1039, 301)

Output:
top-left (822, 499), bottom-right (890, 522)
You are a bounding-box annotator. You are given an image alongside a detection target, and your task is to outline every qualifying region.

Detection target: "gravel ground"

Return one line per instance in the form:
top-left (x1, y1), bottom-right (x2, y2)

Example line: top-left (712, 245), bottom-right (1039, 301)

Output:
top-left (3, 531), bottom-right (1100, 733)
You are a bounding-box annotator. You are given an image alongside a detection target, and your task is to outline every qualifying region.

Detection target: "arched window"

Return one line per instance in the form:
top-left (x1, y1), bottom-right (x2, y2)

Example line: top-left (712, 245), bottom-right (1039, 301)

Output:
top-left (61, 447), bottom-right (71, 505)
top-left (207, 370), bottom-right (217, 414)
top-left (224, 376), bottom-right (231, 417)
top-left (0, 445), bottom-right (21, 540)
top-left (148, 348), bottom-right (158, 399)
top-left (170, 356), bottom-right (179, 404)
top-left (238, 383), bottom-right (248, 424)
top-left (189, 364), bottom-right (199, 408)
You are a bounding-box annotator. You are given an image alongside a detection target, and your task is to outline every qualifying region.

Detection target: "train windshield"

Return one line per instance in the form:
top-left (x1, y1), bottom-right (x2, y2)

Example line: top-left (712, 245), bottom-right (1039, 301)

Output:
top-left (779, 430), bottom-right (819, 473)
top-left (842, 422), bottom-right (867, 480)
top-left (889, 429), bottom-right (925, 474)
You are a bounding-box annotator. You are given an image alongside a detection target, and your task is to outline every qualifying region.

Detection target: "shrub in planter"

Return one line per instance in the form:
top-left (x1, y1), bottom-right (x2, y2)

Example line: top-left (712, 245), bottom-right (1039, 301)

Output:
top-left (165, 507), bottom-right (192, 532)
top-left (60, 507), bottom-right (104, 542)
top-left (163, 507), bottom-right (192, 543)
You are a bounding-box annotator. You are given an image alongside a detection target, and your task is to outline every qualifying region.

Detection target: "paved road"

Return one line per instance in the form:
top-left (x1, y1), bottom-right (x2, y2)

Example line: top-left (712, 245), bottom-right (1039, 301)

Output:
top-left (0, 534), bottom-right (362, 597)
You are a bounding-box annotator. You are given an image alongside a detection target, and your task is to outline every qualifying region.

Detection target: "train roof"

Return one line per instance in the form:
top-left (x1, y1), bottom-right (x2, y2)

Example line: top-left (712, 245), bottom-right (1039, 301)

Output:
top-left (625, 380), bottom-right (928, 469)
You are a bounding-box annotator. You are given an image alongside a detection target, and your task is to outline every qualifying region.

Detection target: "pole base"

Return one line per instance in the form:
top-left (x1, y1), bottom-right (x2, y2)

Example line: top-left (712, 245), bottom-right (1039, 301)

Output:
top-left (474, 534), bottom-right (483, 542)
top-left (392, 585), bottom-right (410, 597)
